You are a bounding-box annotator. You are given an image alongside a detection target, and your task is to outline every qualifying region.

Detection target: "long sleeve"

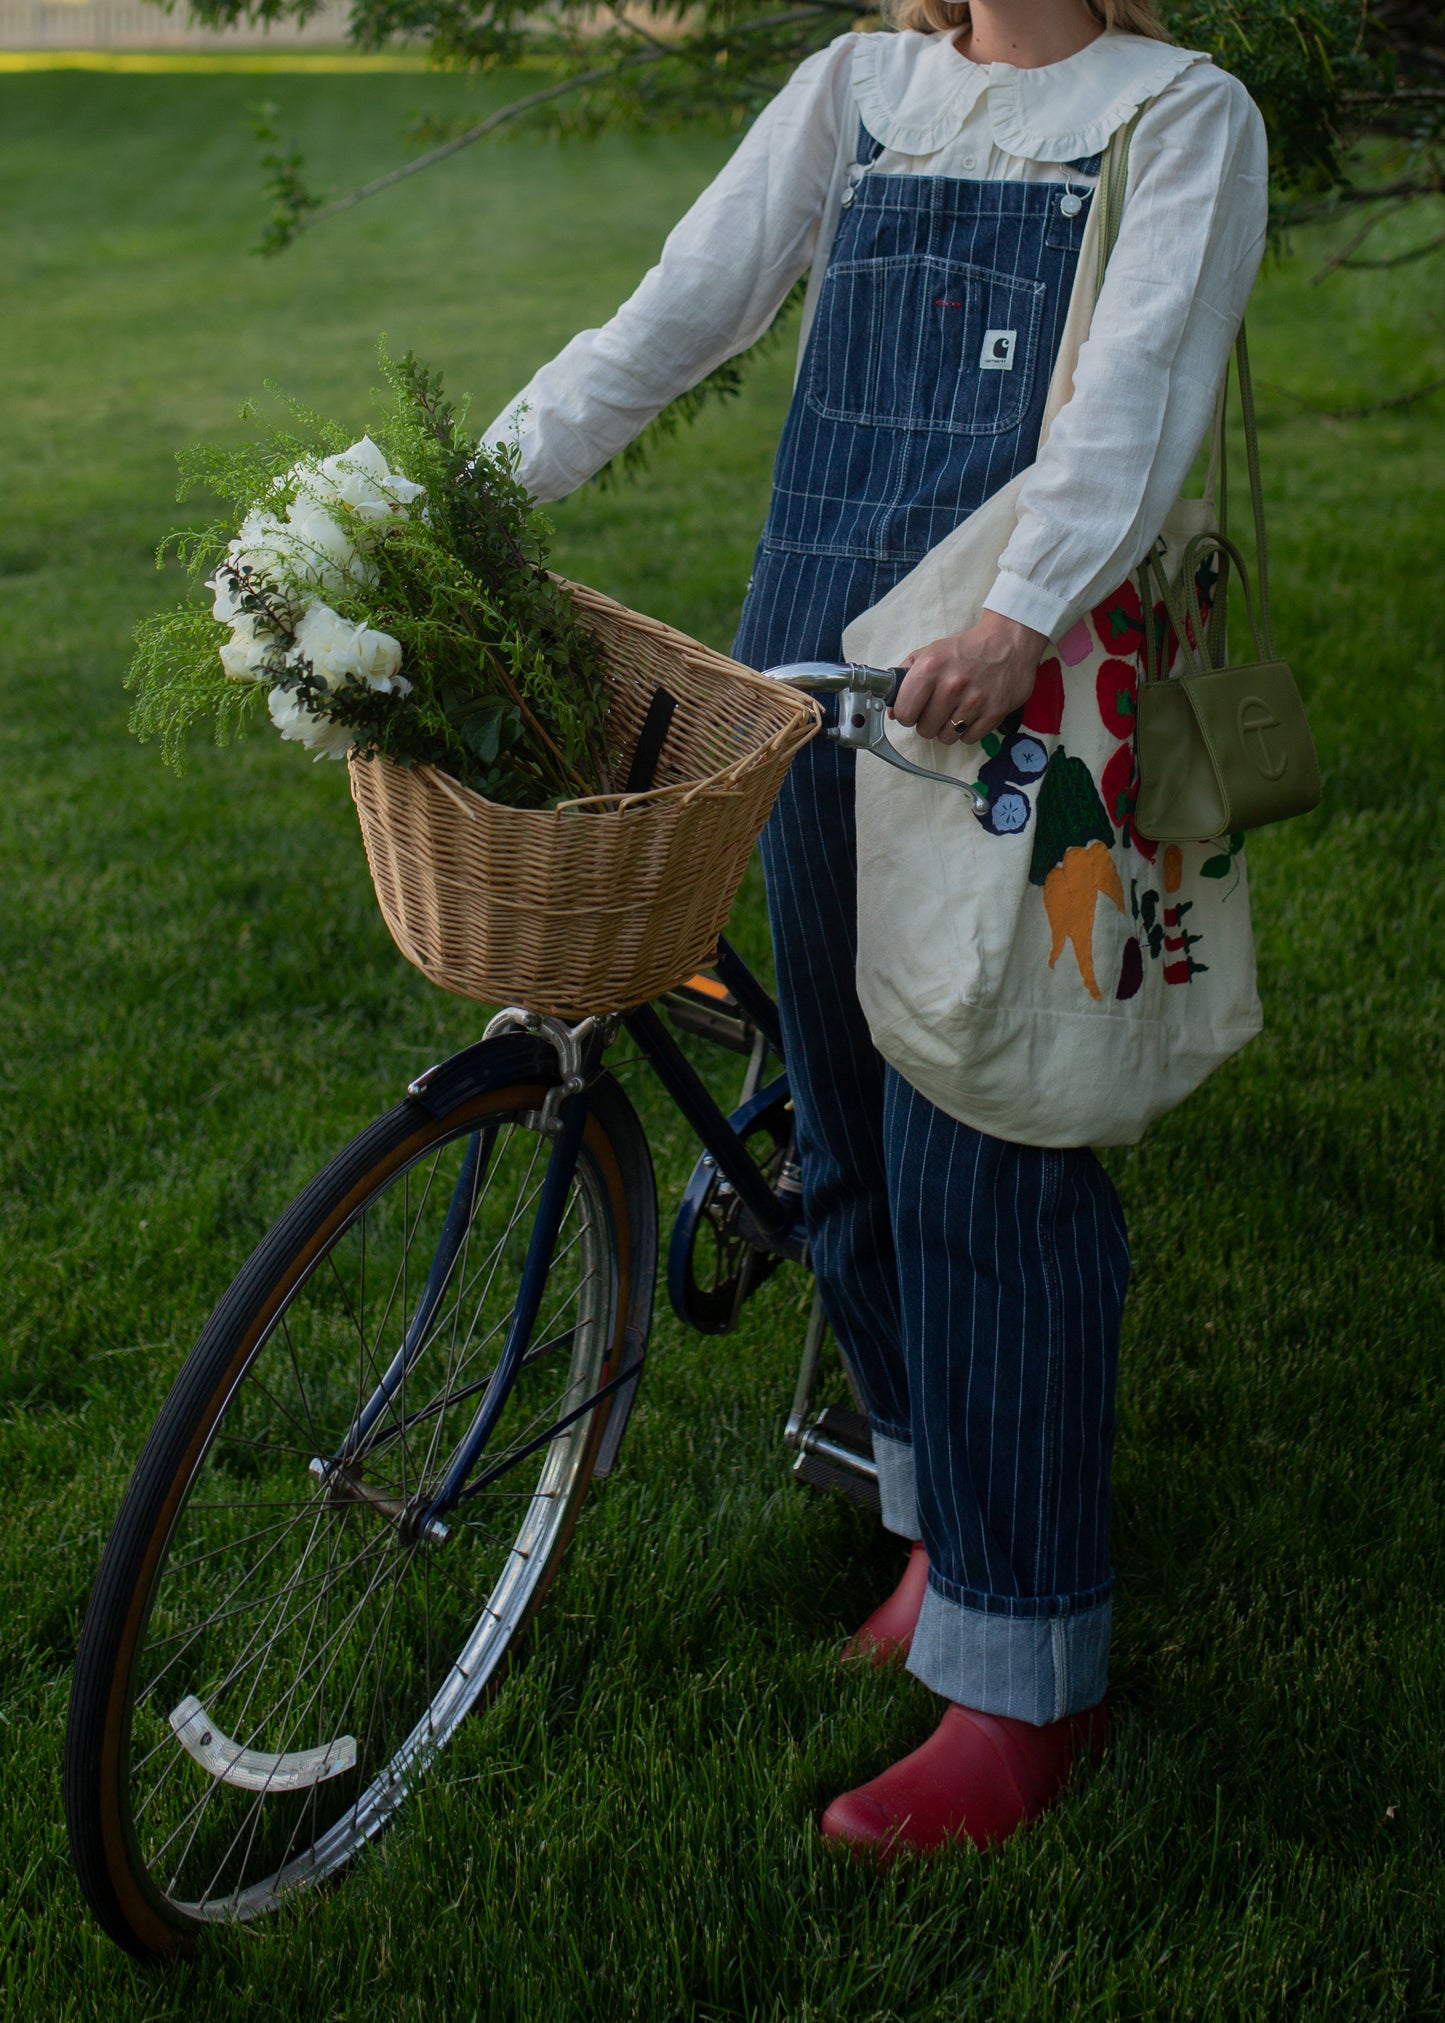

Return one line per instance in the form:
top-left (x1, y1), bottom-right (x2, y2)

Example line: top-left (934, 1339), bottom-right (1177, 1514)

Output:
top-left (481, 37), bottom-right (856, 502)
top-left (984, 62), bottom-right (1269, 641)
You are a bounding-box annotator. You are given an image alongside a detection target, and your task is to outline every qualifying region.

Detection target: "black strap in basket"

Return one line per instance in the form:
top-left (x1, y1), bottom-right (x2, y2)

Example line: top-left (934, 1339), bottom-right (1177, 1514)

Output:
top-left (623, 686), bottom-right (679, 795)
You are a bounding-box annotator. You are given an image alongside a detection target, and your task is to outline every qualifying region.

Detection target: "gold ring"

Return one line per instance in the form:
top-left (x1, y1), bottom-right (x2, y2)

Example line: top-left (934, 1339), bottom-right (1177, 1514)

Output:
top-left (951, 718), bottom-right (971, 738)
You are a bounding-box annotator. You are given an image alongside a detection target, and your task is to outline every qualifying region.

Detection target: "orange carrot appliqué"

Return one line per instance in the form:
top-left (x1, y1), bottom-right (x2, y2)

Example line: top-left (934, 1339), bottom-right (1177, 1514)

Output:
top-left (1042, 840), bottom-right (1125, 1000)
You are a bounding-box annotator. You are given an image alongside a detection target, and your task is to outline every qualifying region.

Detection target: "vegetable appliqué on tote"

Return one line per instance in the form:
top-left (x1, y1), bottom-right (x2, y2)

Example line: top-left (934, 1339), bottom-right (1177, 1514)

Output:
top-left (964, 573), bottom-right (1242, 1003)
top-left (126, 350), bottom-right (615, 808)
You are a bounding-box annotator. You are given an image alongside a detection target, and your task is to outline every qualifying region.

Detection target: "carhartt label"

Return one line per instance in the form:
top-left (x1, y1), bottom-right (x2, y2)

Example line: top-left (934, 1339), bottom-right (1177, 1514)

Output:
top-left (980, 329), bottom-right (1017, 371)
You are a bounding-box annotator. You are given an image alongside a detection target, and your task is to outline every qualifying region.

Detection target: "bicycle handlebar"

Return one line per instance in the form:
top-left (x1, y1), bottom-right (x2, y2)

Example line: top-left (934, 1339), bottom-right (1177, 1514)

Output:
top-left (761, 661), bottom-right (905, 707)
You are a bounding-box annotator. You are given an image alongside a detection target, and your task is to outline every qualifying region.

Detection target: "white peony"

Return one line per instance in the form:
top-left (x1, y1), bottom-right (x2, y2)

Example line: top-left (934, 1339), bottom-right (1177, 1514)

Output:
top-left (266, 682), bottom-right (356, 762)
top-left (351, 624), bottom-right (410, 694)
top-left (291, 601), bottom-right (409, 696)
top-left (293, 436), bottom-right (425, 525)
top-left (215, 496), bottom-right (371, 607)
top-left (207, 567), bottom-right (246, 627)
top-left (206, 510), bottom-right (287, 622)
top-left (214, 441), bottom-right (419, 616)
top-left (274, 493), bottom-right (372, 600)
top-left (232, 506), bottom-right (288, 573)
top-left (217, 612), bottom-right (278, 683)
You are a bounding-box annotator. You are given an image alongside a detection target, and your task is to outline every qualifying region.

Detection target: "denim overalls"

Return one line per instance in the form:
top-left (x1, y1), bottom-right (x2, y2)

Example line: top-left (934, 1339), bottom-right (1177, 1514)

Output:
top-left (733, 127), bottom-right (1131, 1724)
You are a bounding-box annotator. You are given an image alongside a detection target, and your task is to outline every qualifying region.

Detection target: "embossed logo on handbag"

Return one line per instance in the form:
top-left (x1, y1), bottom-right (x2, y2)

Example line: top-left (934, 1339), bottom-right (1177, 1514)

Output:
top-left (979, 329), bottom-right (1017, 371)
top-left (1236, 697), bottom-right (1286, 780)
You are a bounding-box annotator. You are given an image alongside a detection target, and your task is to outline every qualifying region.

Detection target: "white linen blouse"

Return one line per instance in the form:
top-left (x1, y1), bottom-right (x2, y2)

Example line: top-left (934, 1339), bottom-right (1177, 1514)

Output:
top-left (482, 28), bottom-right (1268, 645)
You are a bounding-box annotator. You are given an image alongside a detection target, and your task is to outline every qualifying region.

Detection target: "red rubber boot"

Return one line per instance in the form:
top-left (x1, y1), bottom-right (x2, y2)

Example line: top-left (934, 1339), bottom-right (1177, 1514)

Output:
top-left (841, 1541), bottom-right (930, 1666)
top-left (820, 1699), bottom-right (1108, 1860)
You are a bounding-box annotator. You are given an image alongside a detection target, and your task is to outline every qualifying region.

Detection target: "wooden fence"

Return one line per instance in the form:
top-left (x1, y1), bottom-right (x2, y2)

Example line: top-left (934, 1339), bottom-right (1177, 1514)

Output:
top-left (0, 0), bottom-right (357, 48)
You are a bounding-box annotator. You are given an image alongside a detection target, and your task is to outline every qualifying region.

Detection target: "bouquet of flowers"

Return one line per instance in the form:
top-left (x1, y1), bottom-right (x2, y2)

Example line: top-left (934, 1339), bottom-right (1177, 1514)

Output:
top-left (127, 351), bottom-right (616, 807)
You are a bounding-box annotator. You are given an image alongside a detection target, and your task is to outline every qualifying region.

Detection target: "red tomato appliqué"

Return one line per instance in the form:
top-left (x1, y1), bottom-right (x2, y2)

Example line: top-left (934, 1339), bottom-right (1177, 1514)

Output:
top-left (1095, 658), bottom-right (1137, 738)
top-left (1022, 656), bottom-right (1064, 735)
top-left (1126, 818), bottom-right (1160, 863)
top-left (1091, 581), bottom-right (1145, 657)
top-left (1101, 742), bottom-right (1136, 829)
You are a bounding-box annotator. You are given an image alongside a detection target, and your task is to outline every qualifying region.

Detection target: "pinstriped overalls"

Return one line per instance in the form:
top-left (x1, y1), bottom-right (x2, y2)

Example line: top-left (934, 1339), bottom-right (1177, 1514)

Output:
top-left (733, 126), bottom-right (1131, 1723)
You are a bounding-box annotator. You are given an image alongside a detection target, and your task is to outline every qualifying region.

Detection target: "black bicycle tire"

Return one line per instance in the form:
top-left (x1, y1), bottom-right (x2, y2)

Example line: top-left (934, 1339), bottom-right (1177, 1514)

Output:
top-left (64, 1039), bottom-right (655, 1957)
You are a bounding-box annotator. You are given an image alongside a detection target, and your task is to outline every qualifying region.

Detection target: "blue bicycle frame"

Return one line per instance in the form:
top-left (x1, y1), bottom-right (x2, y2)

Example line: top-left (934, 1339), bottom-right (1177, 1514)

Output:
top-left (315, 933), bottom-right (797, 1541)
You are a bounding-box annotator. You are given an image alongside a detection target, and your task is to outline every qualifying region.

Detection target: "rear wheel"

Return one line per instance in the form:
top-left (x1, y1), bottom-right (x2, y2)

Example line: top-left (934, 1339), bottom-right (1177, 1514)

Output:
top-left (65, 1045), bottom-right (653, 1956)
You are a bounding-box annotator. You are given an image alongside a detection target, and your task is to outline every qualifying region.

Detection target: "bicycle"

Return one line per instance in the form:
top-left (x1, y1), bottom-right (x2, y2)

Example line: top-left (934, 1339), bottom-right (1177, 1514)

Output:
top-left (64, 660), bottom-right (985, 1957)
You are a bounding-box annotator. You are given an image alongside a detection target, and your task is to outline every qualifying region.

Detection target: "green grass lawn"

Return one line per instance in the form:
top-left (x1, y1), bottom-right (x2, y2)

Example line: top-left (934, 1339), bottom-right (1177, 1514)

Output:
top-left (2, 68), bottom-right (1443, 2021)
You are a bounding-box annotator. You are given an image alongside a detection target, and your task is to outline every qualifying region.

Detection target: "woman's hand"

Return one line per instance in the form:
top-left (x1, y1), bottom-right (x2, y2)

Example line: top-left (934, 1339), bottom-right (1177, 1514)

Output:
top-left (891, 612), bottom-right (1050, 745)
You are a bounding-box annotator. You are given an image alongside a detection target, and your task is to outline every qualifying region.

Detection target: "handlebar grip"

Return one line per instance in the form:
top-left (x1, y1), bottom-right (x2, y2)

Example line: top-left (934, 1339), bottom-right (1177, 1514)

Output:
top-left (885, 667), bottom-right (906, 708)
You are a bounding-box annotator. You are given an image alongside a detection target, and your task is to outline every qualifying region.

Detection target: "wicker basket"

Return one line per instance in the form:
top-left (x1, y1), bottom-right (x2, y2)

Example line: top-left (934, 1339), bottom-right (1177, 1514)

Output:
top-left (348, 579), bottom-right (820, 1017)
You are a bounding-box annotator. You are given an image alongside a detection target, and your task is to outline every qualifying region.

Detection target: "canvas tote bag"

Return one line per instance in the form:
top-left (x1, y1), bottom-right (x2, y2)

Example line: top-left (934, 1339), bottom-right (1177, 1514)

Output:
top-left (840, 118), bottom-right (1263, 1147)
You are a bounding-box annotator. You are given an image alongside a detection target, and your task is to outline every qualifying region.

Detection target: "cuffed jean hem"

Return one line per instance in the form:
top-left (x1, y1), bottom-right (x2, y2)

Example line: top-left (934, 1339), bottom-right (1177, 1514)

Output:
top-left (907, 1586), bottom-right (1112, 1724)
top-left (870, 1428), bottom-right (920, 1541)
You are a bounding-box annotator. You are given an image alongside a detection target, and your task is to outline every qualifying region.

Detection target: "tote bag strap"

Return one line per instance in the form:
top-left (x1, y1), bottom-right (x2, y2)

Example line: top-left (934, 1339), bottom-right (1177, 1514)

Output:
top-left (1098, 109), bottom-right (1275, 670)
top-left (1135, 330), bottom-right (1275, 678)
top-left (1094, 104), bottom-right (1144, 295)
top-left (1231, 325), bottom-right (1274, 657)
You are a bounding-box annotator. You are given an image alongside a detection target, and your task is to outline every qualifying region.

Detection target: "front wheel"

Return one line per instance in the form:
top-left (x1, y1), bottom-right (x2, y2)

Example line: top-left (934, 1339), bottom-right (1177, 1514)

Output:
top-left (65, 1038), bottom-right (655, 1956)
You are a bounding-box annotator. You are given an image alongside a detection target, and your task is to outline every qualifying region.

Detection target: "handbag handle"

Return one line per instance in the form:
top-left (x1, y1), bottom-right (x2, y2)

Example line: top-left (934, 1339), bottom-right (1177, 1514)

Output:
top-left (1138, 528), bottom-right (1268, 686)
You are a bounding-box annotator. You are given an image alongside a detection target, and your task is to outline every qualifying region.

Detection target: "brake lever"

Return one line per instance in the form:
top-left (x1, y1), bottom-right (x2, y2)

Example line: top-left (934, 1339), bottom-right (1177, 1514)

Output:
top-left (761, 661), bottom-right (991, 816)
top-left (832, 684), bottom-right (990, 815)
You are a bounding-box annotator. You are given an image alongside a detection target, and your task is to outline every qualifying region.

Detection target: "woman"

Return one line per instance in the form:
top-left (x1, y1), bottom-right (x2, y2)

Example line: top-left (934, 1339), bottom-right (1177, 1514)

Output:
top-left (484, 0), bottom-right (1267, 1856)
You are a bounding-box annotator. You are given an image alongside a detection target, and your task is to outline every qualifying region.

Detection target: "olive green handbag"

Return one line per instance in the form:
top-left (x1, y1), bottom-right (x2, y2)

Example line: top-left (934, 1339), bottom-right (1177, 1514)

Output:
top-left (1129, 331), bottom-right (1322, 841)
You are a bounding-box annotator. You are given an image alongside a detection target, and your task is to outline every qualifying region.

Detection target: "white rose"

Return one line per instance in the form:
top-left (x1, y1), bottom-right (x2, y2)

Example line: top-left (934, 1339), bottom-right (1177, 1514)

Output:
top-left (267, 682), bottom-right (355, 762)
top-left (295, 435), bottom-right (425, 525)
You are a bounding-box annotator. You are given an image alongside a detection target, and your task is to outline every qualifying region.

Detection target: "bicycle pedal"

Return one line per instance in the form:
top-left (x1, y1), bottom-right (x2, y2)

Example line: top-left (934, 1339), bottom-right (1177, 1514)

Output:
top-left (661, 974), bottom-right (755, 1055)
top-left (813, 1404), bottom-right (872, 1454)
top-left (792, 1448), bottom-right (882, 1515)
top-left (791, 1404), bottom-right (879, 1513)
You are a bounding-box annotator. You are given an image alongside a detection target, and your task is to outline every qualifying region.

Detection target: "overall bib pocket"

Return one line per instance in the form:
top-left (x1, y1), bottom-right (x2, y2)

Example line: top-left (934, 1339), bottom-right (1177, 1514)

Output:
top-left (808, 256), bottom-right (1045, 437)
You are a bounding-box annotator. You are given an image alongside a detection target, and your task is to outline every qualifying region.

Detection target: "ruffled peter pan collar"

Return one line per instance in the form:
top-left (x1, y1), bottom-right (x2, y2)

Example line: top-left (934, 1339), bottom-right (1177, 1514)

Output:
top-left (852, 27), bottom-right (1208, 163)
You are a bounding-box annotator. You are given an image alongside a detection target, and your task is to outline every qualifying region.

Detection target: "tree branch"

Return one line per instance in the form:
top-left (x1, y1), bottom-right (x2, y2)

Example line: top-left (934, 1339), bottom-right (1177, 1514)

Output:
top-left (1336, 226), bottom-right (1445, 269)
top-left (1309, 199), bottom-right (1405, 281)
top-left (1284, 174), bottom-right (1445, 222)
top-left (303, 5), bottom-right (841, 235)
top-left (1257, 374), bottom-right (1445, 419)
top-left (307, 53), bottom-right (661, 229)
top-left (1342, 87), bottom-right (1445, 104)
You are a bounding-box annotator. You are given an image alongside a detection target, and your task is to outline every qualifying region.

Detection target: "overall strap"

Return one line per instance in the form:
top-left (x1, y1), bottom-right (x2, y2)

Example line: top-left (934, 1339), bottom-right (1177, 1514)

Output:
top-left (793, 86), bottom-right (869, 375)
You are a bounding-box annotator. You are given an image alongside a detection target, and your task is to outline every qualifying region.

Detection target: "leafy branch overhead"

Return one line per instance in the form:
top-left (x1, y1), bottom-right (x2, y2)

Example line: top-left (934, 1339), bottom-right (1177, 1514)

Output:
top-left (228, 0), bottom-right (1444, 233)
top-left (231, 0), bottom-right (1444, 442)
